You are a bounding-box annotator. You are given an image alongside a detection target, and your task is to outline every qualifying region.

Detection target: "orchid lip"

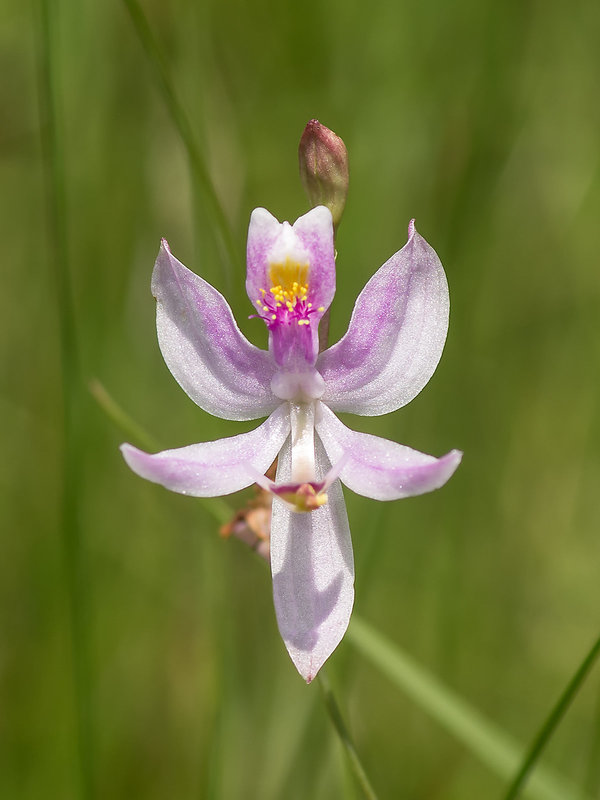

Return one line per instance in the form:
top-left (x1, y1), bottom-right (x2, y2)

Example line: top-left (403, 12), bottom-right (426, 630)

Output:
top-left (247, 213), bottom-right (332, 370)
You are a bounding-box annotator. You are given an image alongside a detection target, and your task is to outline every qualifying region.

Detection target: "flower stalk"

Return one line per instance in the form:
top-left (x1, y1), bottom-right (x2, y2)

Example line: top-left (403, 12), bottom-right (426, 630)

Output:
top-left (318, 669), bottom-right (379, 800)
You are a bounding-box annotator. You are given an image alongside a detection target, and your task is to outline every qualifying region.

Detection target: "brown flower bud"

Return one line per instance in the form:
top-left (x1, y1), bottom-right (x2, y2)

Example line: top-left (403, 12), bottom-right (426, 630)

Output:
top-left (298, 119), bottom-right (349, 228)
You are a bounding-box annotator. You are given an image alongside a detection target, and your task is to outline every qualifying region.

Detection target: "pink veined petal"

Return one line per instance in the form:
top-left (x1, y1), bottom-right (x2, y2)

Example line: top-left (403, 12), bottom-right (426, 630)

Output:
top-left (292, 205), bottom-right (336, 313)
top-left (245, 206), bottom-right (336, 315)
top-left (153, 240), bottom-right (279, 422)
top-left (245, 208), bottom-right (281, 305)
top-left (316, 403), bottom-right (462, 500)
top-left (317, 222), bottom-right (449, 416)
top-left (270, 436), bottom-right (354, 683)
top-left (120, 404), bottom-right (289, 497)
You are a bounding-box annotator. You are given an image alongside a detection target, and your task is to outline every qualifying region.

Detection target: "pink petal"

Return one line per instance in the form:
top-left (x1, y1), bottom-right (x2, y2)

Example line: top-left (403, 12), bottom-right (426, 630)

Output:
top-left (153, 240), bottom-right (279, 421)
top-left (245, 208), bottom-right (281, 304)
top-left (316, 403), bottom-right (462, 500)
top-left (291, 206), bottom-right (336, 312)
top-left (317, 222), bottom-right (449, 416)
top-left (270, 437), bottom-right (354, 682)
top-left (121, 404), bottom-right (289, 497)
top-left (245, 206), bottom-right (336, 316)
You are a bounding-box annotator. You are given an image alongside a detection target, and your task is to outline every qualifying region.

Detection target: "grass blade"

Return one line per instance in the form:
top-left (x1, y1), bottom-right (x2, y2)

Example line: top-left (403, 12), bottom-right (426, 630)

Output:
top-left (318, 669), bottom-right (379, 800)
top-left (89, 378), bottom-right (160, 453)
top-left (89, 379), bottom-right (232, 525)
top-left (503, 633), bottom-right (600, 800)
top-left (347, 616), bottom-right (589, 800)
top-left (120, 0), bottom-right (238, 281)
top-left (36, 0), bottom-right (94, 795)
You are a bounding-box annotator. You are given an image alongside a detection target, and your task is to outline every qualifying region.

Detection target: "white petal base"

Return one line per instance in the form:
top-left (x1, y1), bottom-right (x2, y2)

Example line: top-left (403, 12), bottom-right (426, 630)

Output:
top-left (270, 437), bottom-right (354, 682)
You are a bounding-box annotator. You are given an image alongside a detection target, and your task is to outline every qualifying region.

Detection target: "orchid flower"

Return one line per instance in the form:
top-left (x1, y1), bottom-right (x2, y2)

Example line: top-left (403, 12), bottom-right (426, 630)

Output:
top-left (121, 206), bottom-right (462, 682)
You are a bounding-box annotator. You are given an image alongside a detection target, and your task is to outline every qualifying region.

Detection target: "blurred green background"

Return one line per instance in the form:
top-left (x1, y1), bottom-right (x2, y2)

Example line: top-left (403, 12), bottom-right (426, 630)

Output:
top-left (2, 0), bottom-right (600, 797)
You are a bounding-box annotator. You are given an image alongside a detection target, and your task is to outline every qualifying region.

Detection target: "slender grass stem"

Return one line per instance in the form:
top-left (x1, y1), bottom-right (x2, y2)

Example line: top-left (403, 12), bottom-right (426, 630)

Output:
top-left (503, 633), bottom-right (600, 800)
top-left (120, 0), bottom-right (237, 281)
top-left (90, 379), bottom-right (232, 525)
top-left (583, 682), bottom-right (600, 797)
top-left (347, 616), bottom-right (589, 800)
top-left (317, 670), bottom-right (379, 800)
top-left (89, 379), bottom-right (160, 453)
top-left (36, 0), bottom-right (93, 796)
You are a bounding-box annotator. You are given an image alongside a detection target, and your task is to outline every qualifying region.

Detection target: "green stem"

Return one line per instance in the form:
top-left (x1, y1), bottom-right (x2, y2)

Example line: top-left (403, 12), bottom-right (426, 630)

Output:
top-left (36, 0), bottom-right (94, 796)
top-left (120, 0), bottom-right (237, 281)
top-left (317, 670), bottom-right (379, 800)
top-left (347, 615), bottom-right (589, 800)
top-left (89, 379), bottom-right (159, 453)
top-left (583, 682), bottom-right (600, 797)
top-left (503, 633), bottom-right (600, 800)
top-left (90, 379), bottom-right (232, 525)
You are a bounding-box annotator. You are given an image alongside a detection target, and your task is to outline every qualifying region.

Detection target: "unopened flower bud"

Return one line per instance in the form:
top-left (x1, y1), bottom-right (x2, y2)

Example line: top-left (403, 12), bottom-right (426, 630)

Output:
top-left (298, 119), bottom-right (349, 228)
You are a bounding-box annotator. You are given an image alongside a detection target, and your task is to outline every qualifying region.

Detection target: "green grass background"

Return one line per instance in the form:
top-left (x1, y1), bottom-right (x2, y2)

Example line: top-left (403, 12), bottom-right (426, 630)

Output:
top-left (2, 0), bottom-right (600, 797)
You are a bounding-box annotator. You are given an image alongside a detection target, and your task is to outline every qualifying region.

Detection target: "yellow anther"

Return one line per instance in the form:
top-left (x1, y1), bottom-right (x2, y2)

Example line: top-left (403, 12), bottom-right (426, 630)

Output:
top-left (268, 257), bottom-right (309, 297)
top-left (259, 259), bottom-right (313, 322)
top-left (318, 306), bottom-right (325, 312)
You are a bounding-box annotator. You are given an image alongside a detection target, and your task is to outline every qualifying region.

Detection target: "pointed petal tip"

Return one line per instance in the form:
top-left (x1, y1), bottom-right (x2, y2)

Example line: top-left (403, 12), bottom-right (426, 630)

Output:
top-left (408, 218), bottom-right (416, 238)
top-left (445, 448), bottom-right (463, 469)
top-left (436, 448), bottom-right (463, 487)
top-left (289, 649), bottom-right (327, 684)
top-left (120, 442), bottom-right (147, 471)
top-left (120, 442), bottom-right (153, 483)
top-left (286, 617), bottom-right (352, 682)
top-left (280, 591), bottom-right (355, 685)
top-left (153, 238), bottom-right (176, 298)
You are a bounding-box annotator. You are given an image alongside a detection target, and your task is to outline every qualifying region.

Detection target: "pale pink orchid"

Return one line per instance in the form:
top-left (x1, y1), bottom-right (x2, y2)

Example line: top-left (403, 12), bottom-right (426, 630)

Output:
top-left (121, 206), bottom-right (461, 682)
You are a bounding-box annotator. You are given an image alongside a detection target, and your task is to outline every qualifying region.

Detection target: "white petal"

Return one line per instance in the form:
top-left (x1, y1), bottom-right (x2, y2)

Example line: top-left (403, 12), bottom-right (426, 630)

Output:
top-left (270, 436), bottom-right (354, 682)
top-left (317, 223), bottom-right (449, 416)
top-left (153, 240), bottom-right (279, 421)
top-left (121, 404), bottom-right (289, 497)
top-left (316, 403), bottom-right (462, 500)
